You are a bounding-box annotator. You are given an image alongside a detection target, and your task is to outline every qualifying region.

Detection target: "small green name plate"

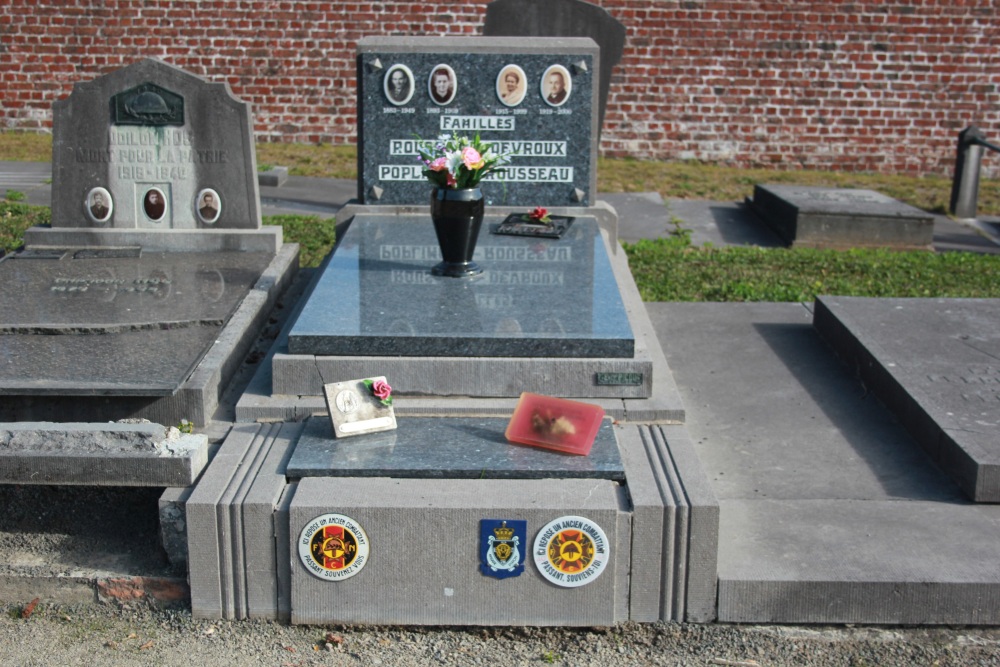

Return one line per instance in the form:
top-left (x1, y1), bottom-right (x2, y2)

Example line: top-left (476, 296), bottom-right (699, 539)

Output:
top-left (595, 372), bottom-right (644, 386)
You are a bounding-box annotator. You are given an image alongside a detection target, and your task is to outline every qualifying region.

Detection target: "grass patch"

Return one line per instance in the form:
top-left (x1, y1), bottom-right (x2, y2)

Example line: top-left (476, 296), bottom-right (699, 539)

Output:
top-left (1, 200), bottom-right (50, 255)
top-left (0, 131), bottom-right (52, 162)
top-left (262, 214), bottom-right (336, 268)
top-left (255, 142), bottom-right (356, 179)
top-left (624, 234), bottom-right (1000, 302)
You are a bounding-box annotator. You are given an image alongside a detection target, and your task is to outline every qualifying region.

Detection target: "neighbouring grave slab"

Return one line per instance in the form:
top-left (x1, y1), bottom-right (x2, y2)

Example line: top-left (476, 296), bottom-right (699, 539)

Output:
top-left (0, 422), bottom-right (208, 486)
top-left (286, 416), bottom-right (623, 480)
top-left (717, 498), bottom-right (1000, 624)
top-left (357, 36), bottom-right (598, 207)
top-left (749, 184), bottom-right (934, 249)
top-left (257, 166), bottom-right (289, 188)
top-left (0, 243), bottom-right (298, 425)
top-left (814, 296), bottom-right (1000, 502)
top-left (0, 250), bottom-right (275, 396)
top-left (287, 216), bottom-right (633, 359)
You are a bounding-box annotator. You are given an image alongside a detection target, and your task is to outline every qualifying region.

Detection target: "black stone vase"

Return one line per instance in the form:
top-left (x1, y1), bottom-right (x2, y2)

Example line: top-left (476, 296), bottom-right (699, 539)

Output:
top-left (429, 186), bottom-right (485, 277)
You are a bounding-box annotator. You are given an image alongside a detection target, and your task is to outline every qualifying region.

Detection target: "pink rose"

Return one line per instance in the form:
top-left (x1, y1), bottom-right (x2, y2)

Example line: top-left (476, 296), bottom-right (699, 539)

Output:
top-left (372, 379), bottom-right (392, 401)
top-left (461, 146), bottom-right (484, 170)
top-left (428, 156), bottom-right (448, 171)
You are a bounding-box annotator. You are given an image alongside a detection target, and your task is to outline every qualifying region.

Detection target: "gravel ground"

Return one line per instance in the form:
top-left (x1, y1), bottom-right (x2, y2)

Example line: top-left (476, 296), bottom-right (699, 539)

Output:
top-left (3, 600), bottom-right (1000, 667)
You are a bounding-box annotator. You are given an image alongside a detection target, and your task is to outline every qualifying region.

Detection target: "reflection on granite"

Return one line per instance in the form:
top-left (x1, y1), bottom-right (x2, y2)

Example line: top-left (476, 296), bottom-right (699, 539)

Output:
top-left (0, 251), bottom-right (272, 395)
top-left (0, 251), bottom-right (272, 327)
top-left (288, 216), bottom-right (634, 358)
top-left (287, 416), bottom-right (624, 480)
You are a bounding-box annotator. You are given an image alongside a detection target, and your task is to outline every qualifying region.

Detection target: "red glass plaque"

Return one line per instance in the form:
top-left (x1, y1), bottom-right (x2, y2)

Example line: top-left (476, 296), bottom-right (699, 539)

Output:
top-left (504, 392), bottom-right (606, 456)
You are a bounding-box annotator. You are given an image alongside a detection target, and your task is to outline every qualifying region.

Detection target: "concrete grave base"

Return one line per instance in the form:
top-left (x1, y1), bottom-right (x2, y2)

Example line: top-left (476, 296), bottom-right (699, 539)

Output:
top-left (748, 184), bottom-right (934, 250)
top-left (290, 476), bottom-right (630, 625)
top-left (185, 418), bottom-right (719, 624)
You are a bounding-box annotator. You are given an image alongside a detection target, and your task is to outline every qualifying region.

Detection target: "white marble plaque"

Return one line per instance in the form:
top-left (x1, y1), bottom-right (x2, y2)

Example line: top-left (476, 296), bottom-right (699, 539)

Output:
top-left (323, 376), bottom-right (397, 438)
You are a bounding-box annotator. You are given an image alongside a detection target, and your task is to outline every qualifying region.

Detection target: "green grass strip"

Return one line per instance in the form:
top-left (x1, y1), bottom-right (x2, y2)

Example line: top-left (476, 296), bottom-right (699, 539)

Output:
top-left (262, 214), bottom-right (336, 268)
top-left (0, 200), bottom-right (50, 255)
top-left (624, 235), bottom-right (1000, 301)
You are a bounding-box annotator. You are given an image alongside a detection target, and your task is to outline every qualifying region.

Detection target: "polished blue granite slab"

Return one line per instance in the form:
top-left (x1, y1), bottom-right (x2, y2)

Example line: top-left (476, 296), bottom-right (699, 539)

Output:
top-left (286, 416), bottom-right (624, 480)
top-left (287, 215), bottom-right (634, 358)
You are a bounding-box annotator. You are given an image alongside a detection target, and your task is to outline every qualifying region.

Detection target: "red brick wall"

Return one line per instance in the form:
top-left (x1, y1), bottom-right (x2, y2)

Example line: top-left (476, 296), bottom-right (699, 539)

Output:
top-left (2, 0), bottom-right (998, 176)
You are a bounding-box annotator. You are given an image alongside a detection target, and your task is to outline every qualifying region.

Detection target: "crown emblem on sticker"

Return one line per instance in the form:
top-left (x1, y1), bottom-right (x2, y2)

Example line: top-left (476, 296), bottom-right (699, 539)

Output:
top-left (480, 519), bottom-right (526, 579)
top-left (298, 513), bottom-right (370, 581)
top-left (533, 515), bottom-right (609, 588)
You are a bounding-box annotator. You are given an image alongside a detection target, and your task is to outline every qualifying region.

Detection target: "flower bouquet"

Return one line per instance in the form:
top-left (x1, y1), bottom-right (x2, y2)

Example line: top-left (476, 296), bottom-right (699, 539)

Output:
top-left (417, 134), bottom-right (514, 277)
top-left (416, 133), bottom-right (512, 189)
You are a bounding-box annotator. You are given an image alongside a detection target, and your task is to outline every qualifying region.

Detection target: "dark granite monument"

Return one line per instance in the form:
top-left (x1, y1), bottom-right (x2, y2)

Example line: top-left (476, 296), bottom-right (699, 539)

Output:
top-left (749, 184), bottom-right (934, 250)
top-left (357, 37), bottom-right (599, 207)
top-left (243, 37), bottom-right (679, 418)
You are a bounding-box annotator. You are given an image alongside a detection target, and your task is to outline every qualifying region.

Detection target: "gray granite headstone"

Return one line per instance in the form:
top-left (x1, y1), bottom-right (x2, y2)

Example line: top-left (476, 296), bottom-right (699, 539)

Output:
top-left (357, 36), bottom-right (598, 207)
top-left (749, 184), bottom-right (934, 249)
top-left (483, 0), bottom-right (626, 136)
top-left (51, 58), bottom-right (261, 230)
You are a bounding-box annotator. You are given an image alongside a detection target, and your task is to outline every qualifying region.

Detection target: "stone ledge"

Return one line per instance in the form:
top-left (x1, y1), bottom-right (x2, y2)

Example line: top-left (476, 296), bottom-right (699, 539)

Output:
top-left (258, 166), bottom-right (289, 188)
top-left (0, 422), bottom-right (208, 487)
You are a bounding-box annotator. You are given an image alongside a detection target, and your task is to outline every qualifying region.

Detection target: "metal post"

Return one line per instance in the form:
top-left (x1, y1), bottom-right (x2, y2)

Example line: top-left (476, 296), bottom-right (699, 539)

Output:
top-left (950, 125), bottom-right (986, 220)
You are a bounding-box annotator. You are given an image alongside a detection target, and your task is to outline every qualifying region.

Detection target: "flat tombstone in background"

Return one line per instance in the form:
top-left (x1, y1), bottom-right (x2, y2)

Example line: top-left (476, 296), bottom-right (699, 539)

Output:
top-left (51, 58), bottom-right (261, 230)
top-left (484, 0), bottom-right (626, 135)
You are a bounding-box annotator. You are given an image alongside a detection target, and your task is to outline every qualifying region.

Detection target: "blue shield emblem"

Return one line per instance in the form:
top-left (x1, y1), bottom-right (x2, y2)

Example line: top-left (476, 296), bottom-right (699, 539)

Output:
top-left (479, 519), bottom-right (526, 579)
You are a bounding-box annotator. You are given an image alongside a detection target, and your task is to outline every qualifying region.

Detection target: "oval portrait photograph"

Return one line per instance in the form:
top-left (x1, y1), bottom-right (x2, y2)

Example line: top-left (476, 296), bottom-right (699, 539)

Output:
top-left (428, 64), bottom-right (457, 106)
top-left (541, 64), bottom-right (572, 107)
top-left (85, 186), bottom-right (113, 223)
top-left (384, 64), bottom-right (414, 106)
top-left (196, 188), bottom-right (221, 224)
top-left (143, 187), bottom-right (166, 221)
top-left (496, 64), bottom-right (526, 107)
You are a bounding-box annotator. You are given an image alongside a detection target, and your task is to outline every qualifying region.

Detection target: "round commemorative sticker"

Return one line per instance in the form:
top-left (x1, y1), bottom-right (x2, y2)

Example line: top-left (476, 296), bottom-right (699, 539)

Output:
top-left (533, 515), bottom-right (609, 587)
top-left (298, 513), bottom-right (370, 581)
